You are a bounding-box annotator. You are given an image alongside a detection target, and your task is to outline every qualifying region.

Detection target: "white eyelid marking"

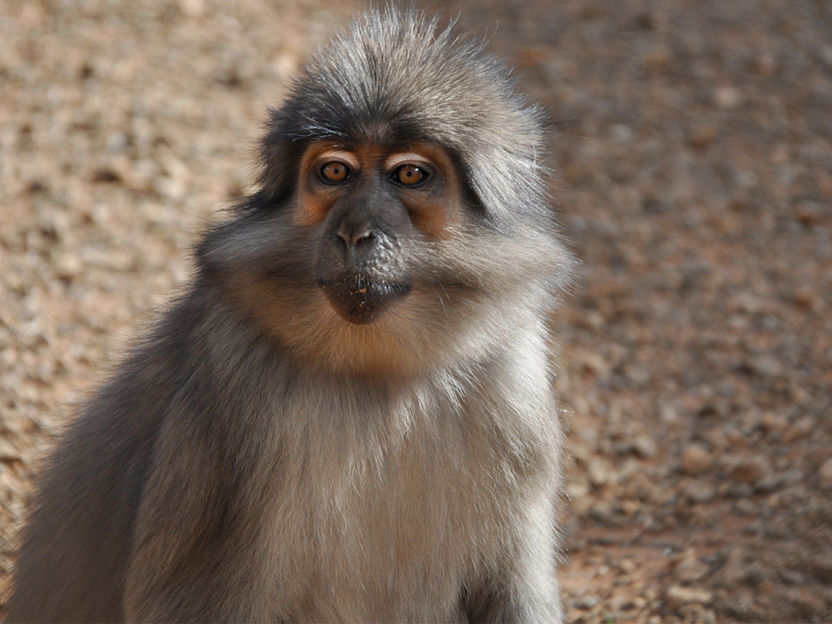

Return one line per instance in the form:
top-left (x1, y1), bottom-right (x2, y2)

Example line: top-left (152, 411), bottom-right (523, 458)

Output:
top-left (317, 150), bottom-right (360, 170)
top-left (384, 153), bottom-right (433, 171)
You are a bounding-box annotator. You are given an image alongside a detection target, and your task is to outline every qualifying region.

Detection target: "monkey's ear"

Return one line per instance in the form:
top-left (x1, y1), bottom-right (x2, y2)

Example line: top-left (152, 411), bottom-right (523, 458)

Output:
top-left (255, 107), bottom-right (306, 206)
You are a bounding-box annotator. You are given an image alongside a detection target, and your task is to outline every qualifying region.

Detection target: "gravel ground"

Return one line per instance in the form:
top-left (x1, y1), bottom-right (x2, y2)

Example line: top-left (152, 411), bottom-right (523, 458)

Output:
top-left (2, 1), bottom-right (831, 622)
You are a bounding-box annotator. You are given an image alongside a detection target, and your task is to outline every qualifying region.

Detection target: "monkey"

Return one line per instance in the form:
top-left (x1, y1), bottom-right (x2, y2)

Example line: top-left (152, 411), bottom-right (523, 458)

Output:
top-left (7, 8), bottom-right (574, 623)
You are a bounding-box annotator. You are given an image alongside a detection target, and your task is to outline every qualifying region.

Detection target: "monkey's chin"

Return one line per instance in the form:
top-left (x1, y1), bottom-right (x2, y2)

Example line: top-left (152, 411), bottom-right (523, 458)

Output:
top-left (318, 278), bottom-right (410, 325)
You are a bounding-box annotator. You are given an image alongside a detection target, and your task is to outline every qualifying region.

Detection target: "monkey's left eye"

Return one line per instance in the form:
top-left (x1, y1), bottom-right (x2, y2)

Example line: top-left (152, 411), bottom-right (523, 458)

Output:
top-left (392, 164), bottom-right (429, 186)
top-left (320, 161), bottom-right (352, 184)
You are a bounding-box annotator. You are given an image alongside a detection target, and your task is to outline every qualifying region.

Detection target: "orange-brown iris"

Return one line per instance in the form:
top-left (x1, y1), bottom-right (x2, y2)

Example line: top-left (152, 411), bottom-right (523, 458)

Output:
top-left (394, 164), bottom-right (426, 185)
top-left (320, 161), bottom-right (350, 183)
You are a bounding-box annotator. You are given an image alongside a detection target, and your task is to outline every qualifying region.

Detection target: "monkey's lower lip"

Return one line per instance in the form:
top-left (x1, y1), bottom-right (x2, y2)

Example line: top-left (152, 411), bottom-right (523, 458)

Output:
top-left (317, 278), bottom-right (410, 324)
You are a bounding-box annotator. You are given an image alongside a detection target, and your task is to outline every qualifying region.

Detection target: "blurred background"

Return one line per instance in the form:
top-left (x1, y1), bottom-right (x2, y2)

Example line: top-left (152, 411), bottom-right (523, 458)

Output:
top-left (1, 1), bottom-right (830, 621)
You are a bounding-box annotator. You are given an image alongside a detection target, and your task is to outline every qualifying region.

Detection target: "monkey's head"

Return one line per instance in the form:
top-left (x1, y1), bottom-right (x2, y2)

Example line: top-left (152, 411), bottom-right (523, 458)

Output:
top-left (199, 9), bottom-right (573, 377)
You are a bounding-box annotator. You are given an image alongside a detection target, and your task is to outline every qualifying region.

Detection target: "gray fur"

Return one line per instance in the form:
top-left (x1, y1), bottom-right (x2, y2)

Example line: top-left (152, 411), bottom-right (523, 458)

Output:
top-left (8, 8), bottom-right (573, 623)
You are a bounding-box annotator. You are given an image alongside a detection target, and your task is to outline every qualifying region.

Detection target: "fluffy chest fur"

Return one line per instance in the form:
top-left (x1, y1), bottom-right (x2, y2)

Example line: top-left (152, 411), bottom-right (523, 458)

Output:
top-left (258, 359), bottom-right (559, 622)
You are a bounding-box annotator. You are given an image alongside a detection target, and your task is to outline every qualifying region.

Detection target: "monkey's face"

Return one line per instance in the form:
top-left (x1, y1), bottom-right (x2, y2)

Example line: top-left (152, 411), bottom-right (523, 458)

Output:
top-left (296, 141), bottom-right (464, 325)
top-left (200, 131), bottom-right (565, 377)
top-left (200, 130), bottom-right (569, 377)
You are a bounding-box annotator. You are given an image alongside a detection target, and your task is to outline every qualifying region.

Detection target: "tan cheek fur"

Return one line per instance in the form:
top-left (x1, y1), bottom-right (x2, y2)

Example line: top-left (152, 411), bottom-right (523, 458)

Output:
top-left (293, 142), bottom-right (350, 227)
top-left (223, 271), bottom-right (418, 378)
top-left (394, 143), bottom-right (465, 239)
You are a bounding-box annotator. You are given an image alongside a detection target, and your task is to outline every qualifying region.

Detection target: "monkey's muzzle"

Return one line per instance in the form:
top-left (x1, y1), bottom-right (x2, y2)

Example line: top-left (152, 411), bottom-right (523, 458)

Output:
top-left (318, 276), bottom-right (410, 324)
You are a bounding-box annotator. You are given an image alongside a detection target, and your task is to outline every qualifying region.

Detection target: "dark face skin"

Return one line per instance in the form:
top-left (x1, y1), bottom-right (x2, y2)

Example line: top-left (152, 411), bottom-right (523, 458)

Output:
top-left (296, 140), bottom-right (464, 324)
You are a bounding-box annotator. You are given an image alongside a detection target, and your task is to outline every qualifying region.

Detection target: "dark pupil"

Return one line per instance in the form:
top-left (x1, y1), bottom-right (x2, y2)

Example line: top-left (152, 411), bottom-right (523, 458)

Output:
top-left (328, 165), bottom-right (343, 177)
top-left (401, 166), bottom-right (419, 182)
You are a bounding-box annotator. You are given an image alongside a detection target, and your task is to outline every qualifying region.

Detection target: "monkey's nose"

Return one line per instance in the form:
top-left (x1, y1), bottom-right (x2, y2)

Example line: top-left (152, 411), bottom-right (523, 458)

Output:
top-left (336, 222), bottom-right (374, 247)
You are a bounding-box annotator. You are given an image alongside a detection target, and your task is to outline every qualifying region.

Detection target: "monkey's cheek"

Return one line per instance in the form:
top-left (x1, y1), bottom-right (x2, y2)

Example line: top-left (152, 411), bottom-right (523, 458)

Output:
top-left (318, 280), bottom-right (410, 325)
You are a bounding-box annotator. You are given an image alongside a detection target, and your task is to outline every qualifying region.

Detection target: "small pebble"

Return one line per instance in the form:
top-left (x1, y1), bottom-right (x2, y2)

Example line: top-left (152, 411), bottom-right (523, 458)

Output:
top-left (665, 585), bottom-right (713, 608)
top-left (819, 458), bottom-right (832, 489)
top-left (680, 443), bottom-right (711, 475)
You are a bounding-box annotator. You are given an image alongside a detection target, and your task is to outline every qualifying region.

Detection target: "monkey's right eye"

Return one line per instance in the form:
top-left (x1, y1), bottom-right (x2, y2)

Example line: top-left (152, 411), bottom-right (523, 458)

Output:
top-left (320, 161), bottom-right (352, 184)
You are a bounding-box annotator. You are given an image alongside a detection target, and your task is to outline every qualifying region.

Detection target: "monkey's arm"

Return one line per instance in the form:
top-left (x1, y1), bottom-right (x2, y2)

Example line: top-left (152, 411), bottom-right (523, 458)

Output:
top-left (7, 350), bottom-right (174, 623)
top-left (463, 489), bottom-right (563, 624)
top-left (115, 289), bottom-right (287, 622)
top-left (7, 406), bottom-right (155, 623)
top-left (123, 407), bottom-right (275, 623)
top-left (504, 492), bottom-right (564, 623)
top-left (461, 333), bottom-right (565, 624)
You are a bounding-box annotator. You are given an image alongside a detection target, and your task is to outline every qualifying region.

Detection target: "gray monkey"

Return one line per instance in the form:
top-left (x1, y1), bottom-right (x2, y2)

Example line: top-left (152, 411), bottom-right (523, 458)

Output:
top-left (8, 8), bottom-right (574, 623)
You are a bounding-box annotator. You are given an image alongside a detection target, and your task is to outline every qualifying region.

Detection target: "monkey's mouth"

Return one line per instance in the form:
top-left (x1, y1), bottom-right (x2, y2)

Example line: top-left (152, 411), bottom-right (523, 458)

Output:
top-left (318, 276), bottom-right (410, 324)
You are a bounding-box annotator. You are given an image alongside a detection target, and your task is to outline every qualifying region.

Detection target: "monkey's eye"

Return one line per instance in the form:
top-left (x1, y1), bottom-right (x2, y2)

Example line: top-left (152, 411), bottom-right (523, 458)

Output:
top-left (392, 164), bottom-right (428, 186)
top-left (319, 161), bottom-right (352, 184)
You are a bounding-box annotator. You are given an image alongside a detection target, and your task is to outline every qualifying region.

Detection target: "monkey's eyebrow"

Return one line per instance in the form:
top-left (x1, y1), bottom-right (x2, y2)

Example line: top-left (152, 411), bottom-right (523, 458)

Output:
top-left (384, 153), bottom-right (434, 170)
top-left (315, 150), bottom-right (359, 169)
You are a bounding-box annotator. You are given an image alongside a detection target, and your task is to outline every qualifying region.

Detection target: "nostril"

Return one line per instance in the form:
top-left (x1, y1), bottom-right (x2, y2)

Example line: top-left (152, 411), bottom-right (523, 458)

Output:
top-left (333, 231), bottom-right (347, 253)
top-left (354, 230), bottom-right (374, 247)
top-left (336, 223), bottom-right (374, 247)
